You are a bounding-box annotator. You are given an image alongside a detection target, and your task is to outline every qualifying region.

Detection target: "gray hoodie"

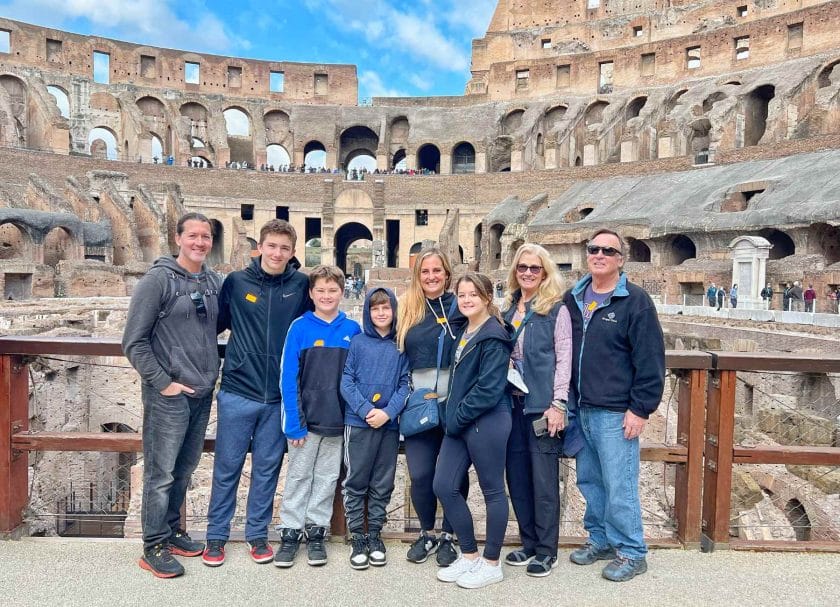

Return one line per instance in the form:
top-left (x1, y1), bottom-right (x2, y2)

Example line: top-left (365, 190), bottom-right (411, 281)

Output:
top-left (122, 255), bottom-right (222, 399)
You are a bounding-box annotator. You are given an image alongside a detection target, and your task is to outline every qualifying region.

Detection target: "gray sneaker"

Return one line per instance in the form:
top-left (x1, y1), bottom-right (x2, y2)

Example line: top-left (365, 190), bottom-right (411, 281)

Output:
top-left (602, 556), bottom-right (648, 582)
top-left (569, 543), bottom-right (616, 566)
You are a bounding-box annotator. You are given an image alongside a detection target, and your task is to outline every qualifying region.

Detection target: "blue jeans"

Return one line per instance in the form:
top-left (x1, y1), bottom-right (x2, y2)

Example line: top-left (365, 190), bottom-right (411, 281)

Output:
top-left (575, 406), bottom-right (646, 560)
top-left (206, 390), bottom-right (285, 542)
top-left (141, 384), bottom-right (212, 550)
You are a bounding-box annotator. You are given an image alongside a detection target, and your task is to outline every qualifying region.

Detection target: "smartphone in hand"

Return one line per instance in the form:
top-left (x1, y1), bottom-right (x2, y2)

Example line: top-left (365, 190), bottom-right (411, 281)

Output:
top-left (532, 416), bottom-right (549, 437)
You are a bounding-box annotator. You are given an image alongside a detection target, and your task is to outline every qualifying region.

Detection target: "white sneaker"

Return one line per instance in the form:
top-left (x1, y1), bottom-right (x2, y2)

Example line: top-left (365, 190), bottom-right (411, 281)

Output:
top-left (437, 555), bottom-right (479, 583)
top-left (456, 558), bottom-right (504, 589)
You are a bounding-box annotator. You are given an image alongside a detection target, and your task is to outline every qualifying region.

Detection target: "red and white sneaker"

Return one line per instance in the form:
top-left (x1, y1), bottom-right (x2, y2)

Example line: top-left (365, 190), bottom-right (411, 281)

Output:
top-left (249, 538), bottom-right (274, 564)
top-left (202, 539), bottom-right (226, 567)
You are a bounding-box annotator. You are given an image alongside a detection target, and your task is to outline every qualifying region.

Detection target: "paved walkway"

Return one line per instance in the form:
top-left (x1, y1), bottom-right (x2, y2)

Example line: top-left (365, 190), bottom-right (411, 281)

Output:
top-left (1, 538), bottom-right (838, 606)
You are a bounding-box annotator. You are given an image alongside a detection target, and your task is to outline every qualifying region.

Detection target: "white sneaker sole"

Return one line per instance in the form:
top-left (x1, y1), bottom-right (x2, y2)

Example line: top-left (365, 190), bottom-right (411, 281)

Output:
top-left (456, 572), bottom-right (504, 589)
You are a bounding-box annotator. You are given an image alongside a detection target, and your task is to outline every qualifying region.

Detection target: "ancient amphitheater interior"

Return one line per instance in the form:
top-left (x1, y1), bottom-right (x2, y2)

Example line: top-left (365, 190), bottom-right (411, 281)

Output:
top-left (0, 1), bottom-right (838, 544)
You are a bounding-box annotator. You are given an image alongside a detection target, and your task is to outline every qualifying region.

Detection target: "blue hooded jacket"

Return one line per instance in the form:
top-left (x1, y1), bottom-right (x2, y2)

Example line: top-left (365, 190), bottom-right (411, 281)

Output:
top-left (340, 288), bottom-right (410, 430)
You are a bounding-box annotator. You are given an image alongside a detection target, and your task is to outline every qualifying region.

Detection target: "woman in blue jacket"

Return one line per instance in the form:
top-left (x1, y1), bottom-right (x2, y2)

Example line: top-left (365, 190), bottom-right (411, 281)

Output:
top-left (433, 272), bottom-right (512, 590)
top-left (502, 243), bottom-right (580, 577)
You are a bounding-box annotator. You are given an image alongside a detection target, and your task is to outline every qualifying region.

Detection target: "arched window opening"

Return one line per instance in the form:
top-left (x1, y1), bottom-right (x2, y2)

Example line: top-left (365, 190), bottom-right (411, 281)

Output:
top-left (452, 142), bottom-right (476, 174)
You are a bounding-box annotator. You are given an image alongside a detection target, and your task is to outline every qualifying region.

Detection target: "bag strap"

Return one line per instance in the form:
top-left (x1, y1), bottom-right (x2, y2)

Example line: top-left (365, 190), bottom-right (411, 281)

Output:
top-left (433, 297), bottom-right (458, 392)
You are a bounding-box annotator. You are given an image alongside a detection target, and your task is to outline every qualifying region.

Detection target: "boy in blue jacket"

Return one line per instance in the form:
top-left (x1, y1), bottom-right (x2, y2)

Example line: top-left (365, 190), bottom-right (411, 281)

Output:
top-left (275, 265), bottom-right (361, 568)
top-left (340, 288), bottom-right (410, 570)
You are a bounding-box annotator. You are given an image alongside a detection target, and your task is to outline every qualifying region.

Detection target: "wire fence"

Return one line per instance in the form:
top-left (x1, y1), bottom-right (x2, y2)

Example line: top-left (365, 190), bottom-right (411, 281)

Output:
top-left (728, 371), bottom-right (840, 541)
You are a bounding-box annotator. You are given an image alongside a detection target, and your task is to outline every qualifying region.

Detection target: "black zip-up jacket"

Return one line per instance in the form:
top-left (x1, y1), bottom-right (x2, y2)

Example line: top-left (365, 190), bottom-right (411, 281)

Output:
top-left (404, 291), bottom-right (466, 370)
top-left (218, 255), bottom-right (312, 403)
top-left (443, 317), bottom-right (513, 436)
top-left (564, 273), bottom-right (665, 419)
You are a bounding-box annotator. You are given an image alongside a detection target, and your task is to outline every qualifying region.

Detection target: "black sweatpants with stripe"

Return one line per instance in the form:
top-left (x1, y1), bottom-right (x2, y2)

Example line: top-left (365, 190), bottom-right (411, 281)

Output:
top-left (342, 425), bottom-right (400, 534)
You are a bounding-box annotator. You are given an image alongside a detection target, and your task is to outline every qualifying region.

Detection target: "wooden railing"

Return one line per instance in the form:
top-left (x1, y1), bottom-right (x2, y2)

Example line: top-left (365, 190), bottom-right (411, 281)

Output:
top-left (1, 336), bottom-right (838, 550)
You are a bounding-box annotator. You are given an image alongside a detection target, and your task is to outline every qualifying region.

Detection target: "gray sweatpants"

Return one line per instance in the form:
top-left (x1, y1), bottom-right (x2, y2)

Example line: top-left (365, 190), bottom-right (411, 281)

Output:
top-left (342, 425), bottom-right (400, 534)
top-left (278, 433), bottom-right (343, 529)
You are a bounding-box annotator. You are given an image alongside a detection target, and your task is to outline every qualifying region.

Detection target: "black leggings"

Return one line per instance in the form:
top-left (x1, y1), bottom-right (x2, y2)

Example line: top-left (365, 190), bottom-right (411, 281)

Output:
top-left (404, 425), bottom-right (467, 533)
top-left (433, 406), bottom-right (511, 560)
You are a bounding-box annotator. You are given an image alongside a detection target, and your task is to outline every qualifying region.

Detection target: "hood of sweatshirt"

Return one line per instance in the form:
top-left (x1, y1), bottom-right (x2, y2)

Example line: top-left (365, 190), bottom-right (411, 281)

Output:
top-left (362, 287), bottom-right (399, 340)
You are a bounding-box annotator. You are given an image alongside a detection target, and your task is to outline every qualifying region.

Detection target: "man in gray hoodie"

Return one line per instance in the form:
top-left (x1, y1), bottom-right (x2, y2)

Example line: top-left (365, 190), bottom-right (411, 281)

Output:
top-left (122, 212), bottom-right (222, 578)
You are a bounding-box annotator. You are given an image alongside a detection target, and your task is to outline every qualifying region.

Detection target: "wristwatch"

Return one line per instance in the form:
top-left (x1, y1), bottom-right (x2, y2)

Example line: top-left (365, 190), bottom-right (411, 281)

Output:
top-left (550, 399), bottom-right (567, 411)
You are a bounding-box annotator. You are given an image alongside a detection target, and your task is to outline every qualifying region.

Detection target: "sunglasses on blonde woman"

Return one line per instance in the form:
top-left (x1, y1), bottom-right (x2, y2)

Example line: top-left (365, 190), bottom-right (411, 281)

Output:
top-left (516, 264), bottom-right (543, 274)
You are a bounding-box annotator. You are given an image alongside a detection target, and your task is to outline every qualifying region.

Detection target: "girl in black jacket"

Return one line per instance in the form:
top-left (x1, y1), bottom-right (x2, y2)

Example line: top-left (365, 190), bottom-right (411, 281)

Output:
top-left (433, 272), bottom-right (512, 590)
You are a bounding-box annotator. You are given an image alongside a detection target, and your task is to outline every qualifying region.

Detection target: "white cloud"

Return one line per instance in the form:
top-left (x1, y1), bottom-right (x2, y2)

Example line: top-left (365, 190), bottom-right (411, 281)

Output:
top-left (0, 0), bottom-right (238, 54)
top-left (359, 71), bottom-right (406, 98)
top-left (443, 0), bottom-right (497, 36)
top-left (302, 0), bottom-right (477, 73)
top-left (408, 73), bottom-right (432, 92)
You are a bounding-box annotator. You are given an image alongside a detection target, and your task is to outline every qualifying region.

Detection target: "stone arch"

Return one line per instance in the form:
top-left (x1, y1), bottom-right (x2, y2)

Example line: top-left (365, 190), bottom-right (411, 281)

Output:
top-left (417, 144), bottom-right (440, 173)
top-left (392, 148), bottom-right (407, 170)
top-left (264, 110), bottom-right (290, 143)
top-left (817, 59), bottom-right (840, 89)
top-left (0, 74), bottom-right (27, 146)
top-left (501, 109), bottom-right (525, 135)
top-left (544, 105), bottom-right (568, 132)
top-left (490, 137), bottom-right (512, 172)
top-left (702, 92), bottom-right (727, 113)
top-left (208, 219), bottom-right (224, 266)
top-left (190, 155), bottom-right (211, 167)
top-left (535, 133), bottom-right (544, 160)
top-left (452, 141), bottom-right (476, 174)
top-left (627, 237), bottom-right (651, 262)
top-left (179, 101), bottom-right (208, 122)
top-left (224, 107), bottom-right (253, 165)
top-left (389, 116), bottom-right (409, 162)
top-left (46, 85), bottom-right (70, 118)
top-left (43, 226), bottom-right (77, 267)
top-left (334, 221), bottom-right (374, 274)
top-left (149, 132), bottom-right (165, 161)
top-left (0, 220), bottom-right (32, 261)
top-left (744, 85), bottom-right (775, 147)
top-left (626, 96), bottom-right (647, 119)
top-left (665, 234), bottom-right (697, 265)
top-left (136, 95), bottom-right (166, 118)
top-left (339, 125), bottom-right (379, 170)
top-left (667, 88), bottom-right (688, 113)
top-left (88, 126), bottom-right (118, 160)
top-left (266, 144), bottom-right (291, 168)
top-left (757, 228), bottom-right (795, 259)
top-left (784, 498), bottom-right (812, 541)
top-left (810, 223), bottom-right (840, 265)
top-left (304, 140), bottom-right (326, 169)
top-left (488, 222), bottom-right (504, 271)
top-left (584, 101), bottom-right (609, 126)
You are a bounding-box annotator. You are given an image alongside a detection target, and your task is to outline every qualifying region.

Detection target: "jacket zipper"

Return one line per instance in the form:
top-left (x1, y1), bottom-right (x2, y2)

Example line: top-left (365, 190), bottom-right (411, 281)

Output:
top-left (263, 275), bottom-right (279, 403)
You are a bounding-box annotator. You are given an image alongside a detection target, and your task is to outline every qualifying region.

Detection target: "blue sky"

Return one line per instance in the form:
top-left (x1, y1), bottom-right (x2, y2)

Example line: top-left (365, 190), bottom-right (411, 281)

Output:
top-left (0, 0), bottom-right (498, 101)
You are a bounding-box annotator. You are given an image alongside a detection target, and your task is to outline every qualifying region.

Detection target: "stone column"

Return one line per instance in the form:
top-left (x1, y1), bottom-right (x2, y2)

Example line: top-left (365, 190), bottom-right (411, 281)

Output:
top-left (728, 235), bottom-right (772, 309)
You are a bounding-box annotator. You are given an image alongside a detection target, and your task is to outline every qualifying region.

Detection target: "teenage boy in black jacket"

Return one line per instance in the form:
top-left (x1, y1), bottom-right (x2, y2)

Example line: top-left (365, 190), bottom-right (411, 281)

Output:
top-left (202, 220), bottom-right (312, 567)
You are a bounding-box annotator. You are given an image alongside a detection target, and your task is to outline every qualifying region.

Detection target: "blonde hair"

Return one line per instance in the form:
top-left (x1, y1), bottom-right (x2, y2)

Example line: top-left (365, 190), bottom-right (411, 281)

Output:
top-left (503, 243), bottom-right (564, 315)
top-left (396, 248), bottom-right (453, 351)
top-left (454, 272), bottom-right (503, 324)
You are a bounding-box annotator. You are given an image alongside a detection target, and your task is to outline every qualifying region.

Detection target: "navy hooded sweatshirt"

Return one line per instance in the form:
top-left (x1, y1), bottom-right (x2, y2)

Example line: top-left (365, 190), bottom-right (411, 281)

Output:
top-left (340, 288), bottom-right (411, 430)
top-left (218, 255), bottom-right (312, 404)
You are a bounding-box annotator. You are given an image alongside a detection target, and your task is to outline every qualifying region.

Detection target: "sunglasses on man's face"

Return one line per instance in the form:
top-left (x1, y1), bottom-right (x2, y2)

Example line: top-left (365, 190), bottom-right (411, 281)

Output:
top-left (190, 290), bottom-right (207, 319)
top-left (516, 264), bottom-right (543, 275)
top-left (586, 245), bottom-right (622, 257)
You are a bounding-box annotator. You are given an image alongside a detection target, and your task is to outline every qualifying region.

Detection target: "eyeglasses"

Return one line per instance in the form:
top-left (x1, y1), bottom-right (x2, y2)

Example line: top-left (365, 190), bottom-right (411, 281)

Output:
top-left (189, 291), bottom-right (207, 319)
top-left (586, 245), bottom-right (622, 257)
top-left (516, 264), bottom-right (543, 275)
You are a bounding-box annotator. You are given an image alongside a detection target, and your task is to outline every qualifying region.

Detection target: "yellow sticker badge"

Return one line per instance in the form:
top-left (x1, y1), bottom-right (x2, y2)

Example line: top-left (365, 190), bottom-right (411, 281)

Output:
top-left (512, 319), bottom-right (522, 329)
top-left (313, 339), bottom-right (325, 347)
top-left (437, 317), bottom-right (447, 324)
top-left (245, 293), bottom-right (258, 303)
top-left (372, 393), bottom-right (381, 403)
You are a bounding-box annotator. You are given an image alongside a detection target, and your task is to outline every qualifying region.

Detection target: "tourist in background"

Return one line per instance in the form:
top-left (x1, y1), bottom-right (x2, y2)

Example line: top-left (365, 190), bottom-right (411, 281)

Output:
top-left (501, 243), bottom-right (581, 578)
top-left (804, 284), bottom-right (816, 313)
top-left (434, 273), bottom-right (512, 589)
top-left (706, 283), bottom-right (717, 307)
top-left (716, 285), bottom-right (726, 311)
top-left (729, 284), bottom-right (738, 309)
top-left (563, 229), bottom-right (665, 582)
top-left (790, 281), bottom-right (804, 311)
top-left (760, 283), bottom-right (773, 309)
top-left (122, 212), bottom-right (222, 579)
top-left (396, 248), bottom-right (466, 566)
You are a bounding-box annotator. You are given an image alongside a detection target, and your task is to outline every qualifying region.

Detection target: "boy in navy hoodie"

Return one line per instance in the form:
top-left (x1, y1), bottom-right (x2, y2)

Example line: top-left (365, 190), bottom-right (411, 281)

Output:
top-left (276, 265), bottom-right (361, 568)
top-left (340, 288), bottom-right (410, 570)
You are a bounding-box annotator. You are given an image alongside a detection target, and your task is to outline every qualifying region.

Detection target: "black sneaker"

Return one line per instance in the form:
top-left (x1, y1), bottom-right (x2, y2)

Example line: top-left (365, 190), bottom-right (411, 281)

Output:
top-left (168, 529), bottom-right (204, 557)
top-left (139, 543), bottom-right (184, 578)
top-left (248, 538), bottom-right (274, 564)
top-left (436, 532), bottom-right (458, 567)
top-left (273, 528), bottom-right (303, 568)
top-left (368, 531), bottom-right (387, 567)
top-left (202, 539), bottom-right (226, 567)
top-left (569, 543), bottom-right (616, 566)
top-left (349, 533), bottom-right (369, 570)
top-left (406, 531), bottom-right (438, 563)
top-left (602, 556), bottom-right (648, 582)
top-left (526, 554), bottom-right (558, 577)
top-left (306, 526), bottom-right (328, 566)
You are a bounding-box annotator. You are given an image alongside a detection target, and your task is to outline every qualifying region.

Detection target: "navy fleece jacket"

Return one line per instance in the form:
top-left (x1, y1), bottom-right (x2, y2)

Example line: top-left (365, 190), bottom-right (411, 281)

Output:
top-left (340, 288), bottom-right (410, 430)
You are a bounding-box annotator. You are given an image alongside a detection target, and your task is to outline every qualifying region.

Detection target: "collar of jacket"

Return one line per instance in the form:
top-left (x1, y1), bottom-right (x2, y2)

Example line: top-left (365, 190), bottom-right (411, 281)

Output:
top-left (571, 272), bottom-right (630, 312)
